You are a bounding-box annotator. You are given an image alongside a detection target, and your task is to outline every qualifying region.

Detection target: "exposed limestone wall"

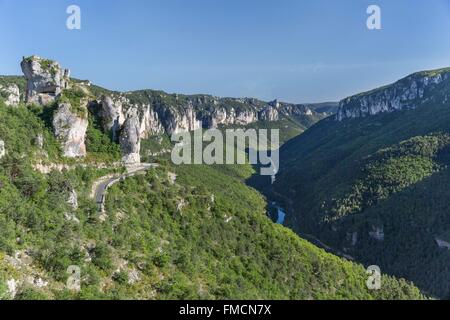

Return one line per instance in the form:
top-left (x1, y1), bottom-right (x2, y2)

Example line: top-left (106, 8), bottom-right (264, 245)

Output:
top-left (52, 103), bottom-right (88, 158)
top-left (336, 71), bottom-right (450, 121)
top-left (119, 113), bottom-right (141, 164)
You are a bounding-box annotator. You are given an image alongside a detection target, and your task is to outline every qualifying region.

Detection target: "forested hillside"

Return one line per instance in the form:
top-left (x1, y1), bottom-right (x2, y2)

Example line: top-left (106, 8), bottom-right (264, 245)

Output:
top-left (272, 68), bottom-right (450, 298)
top-left (0, 89), bottom-right (423, 299)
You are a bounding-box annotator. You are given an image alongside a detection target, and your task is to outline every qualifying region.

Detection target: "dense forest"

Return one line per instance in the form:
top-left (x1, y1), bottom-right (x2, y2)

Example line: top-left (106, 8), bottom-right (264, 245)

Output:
top-left (272, 69), bottom-right (450, 298)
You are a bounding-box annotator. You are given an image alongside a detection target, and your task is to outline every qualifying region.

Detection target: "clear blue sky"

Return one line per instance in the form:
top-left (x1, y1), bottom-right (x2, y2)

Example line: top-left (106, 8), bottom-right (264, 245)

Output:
top-left (1, 0), bottom-right (450, 103)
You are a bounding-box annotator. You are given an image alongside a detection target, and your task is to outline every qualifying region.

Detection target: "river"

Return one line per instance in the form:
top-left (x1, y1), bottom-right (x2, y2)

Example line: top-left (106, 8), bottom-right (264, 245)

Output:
top-left (270, 202), bottom-right (286, 225)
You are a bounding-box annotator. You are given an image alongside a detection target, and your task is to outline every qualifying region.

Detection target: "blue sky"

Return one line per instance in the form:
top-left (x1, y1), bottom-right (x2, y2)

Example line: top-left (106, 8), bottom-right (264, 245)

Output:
top-left (1, 0), bottom-right (450, 103)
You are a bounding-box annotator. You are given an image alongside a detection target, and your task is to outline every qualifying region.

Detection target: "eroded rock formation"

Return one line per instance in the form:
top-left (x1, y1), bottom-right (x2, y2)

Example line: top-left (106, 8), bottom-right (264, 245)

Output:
top-left (53, 103), bottom-right (88, 158)
top-left (119, 113), bottom-right (141, 164)
top-left (100, 96), bottom-right (125, 141)
top-left (16, 55), bottom-right (319, 164)
top-left (20, 56), bottom-right (70, 105)
top-left (258, 105), bottom-right (279, 121)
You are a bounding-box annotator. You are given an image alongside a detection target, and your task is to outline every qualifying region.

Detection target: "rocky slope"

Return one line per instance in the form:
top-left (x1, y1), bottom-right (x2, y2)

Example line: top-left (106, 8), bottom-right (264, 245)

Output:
top-left (336, 68), bottom-right (450, 121)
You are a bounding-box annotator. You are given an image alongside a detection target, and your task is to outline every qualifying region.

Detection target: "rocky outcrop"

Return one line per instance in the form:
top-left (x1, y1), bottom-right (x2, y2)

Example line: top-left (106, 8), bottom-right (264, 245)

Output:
top-left (120, 113), bottom-right (141, 164)
top-left (13, 55), bottom-right (322, 164)
top-left (0, 84), bottom-right (20, 106)
top-left (269, 99), bottom-right (281, 108)
top-left (4, 250), bottom-right (49, 299)
top-left (235, 109), bottom-right (258, 125)
top-left (159, 104), bottom-right (201, 135)
top-left (206, 108), bottom-right (231, 128)
top-left (279, 103), bottom-right (313, 117)
top-left (139, 104), bottom-right (164, 137)
top-left (100, 96), bottom-right (125, 141)
top-left (101, 92), bottom-right (318, 143)
top-left (202, 107), bottom-right (259, 128)
top-left (21, 56), bottom-right (70, 105)
top-left (258, 105), bottom-right (279, 121)
top-left (336, 70), bottom-right (450, 121)
top-left (101, 95), bottom-right (165, 140)
top-left (53, 103), bottom-right (88, 158)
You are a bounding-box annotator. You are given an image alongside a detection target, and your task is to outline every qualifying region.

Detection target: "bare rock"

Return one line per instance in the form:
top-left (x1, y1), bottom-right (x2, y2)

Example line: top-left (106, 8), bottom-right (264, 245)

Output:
top-left (21, 55), bottom-right (70, 105)
top-left (336, 71), bottom-right (450, 121)
top-left (100, 96), bottom-right (125, 141)
top-left (235, 109), bottom-right (258, 125)
top-left (53, 103), bottom-right (88, 158)
top-left (258, 105), bottom-right (279, 121)
top-left (161, 104), bottom-right (201, 135)
top-left (120, 113), bottom-right (141, 164)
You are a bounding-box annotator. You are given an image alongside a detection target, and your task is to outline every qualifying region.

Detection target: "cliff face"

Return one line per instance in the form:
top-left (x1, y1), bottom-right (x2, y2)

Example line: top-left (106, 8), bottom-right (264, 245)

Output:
top-left (258, 105), bottom-right (279, 122)
top-left (100, 96), bottom-right (125, 141)
top-left (336, 69), bottom-right (450, 121)
top-left (52, 102), bottom-right (88, 158)
top-left (157, 104), bottom-right (201, 135)
top-left (14, 55), bottom-right (320, 164)
top-left (101, 93), bottom-right (318, 164)
top-left (119, 112), bottom-right (141, 164)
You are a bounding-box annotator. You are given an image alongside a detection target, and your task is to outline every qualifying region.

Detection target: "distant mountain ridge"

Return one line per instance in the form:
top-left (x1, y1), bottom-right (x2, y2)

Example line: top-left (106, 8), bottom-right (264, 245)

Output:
top-left (306, 102), bottom-right (339, 115)
top-left (336, 68), bottom-right (450, 121)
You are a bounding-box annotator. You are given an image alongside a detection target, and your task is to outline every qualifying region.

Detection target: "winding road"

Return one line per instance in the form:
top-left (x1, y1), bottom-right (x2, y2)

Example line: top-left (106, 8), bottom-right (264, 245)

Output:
top-left (91, 163), bottom-right (157, 215)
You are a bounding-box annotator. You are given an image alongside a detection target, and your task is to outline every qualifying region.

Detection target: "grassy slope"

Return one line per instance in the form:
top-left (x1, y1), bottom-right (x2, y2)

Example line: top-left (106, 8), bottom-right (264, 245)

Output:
top-left (273, 74), bottom-right (450, 298)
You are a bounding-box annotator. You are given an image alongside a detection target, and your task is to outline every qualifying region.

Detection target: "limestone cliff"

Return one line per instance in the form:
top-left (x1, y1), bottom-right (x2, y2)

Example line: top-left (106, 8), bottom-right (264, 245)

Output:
top-left (52, 103), bottom-right (88, 158)
top-left (119, 113), bottom-right (142, 164)
top-left (14, 55), bottom-right (320, 164)
top-left (336, 69), bottom-right (450, 121)
top-left (100, 95), bottom-right (125, 141)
